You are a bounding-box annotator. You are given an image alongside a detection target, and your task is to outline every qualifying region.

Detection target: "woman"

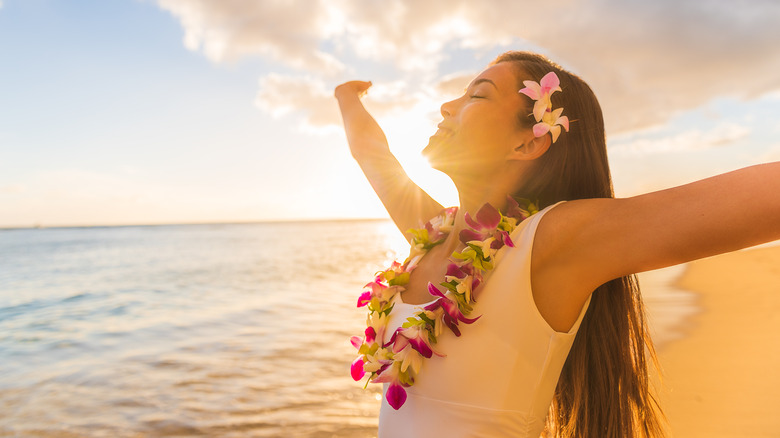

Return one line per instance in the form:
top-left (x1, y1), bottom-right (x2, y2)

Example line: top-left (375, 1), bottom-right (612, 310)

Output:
top-left (335, 51), bottom-right (780, 437)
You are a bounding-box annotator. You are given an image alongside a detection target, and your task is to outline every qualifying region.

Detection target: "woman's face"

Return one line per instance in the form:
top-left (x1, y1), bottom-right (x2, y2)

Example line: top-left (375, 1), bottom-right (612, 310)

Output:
top-left (423, 62), bottom-right (529, 179)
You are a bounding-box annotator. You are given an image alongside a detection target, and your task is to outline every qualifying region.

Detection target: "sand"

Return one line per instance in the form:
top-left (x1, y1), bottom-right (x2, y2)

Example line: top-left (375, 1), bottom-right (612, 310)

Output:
top-left (655, 245), bottom-right (780, 437)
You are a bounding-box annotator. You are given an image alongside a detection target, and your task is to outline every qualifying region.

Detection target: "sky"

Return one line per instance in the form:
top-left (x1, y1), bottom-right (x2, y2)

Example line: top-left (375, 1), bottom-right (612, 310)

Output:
top-left (1, 0), bottom-right (780, 228)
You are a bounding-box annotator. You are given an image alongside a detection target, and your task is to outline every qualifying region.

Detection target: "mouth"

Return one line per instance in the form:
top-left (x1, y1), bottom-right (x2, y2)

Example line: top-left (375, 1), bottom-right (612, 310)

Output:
top-left (432, 123), bottom-right (454, 139)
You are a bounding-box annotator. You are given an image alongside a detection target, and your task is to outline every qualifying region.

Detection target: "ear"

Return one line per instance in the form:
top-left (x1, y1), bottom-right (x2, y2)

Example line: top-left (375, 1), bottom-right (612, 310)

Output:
top-left (506, 134), bottom-right (552, 161)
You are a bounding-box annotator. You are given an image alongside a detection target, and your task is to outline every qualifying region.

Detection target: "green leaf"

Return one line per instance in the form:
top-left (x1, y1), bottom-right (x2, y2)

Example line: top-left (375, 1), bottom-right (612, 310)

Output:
top-left (418, 312), bottom-right (434, 326)
top-left (440, 280), bottom-right (458, 293)
top-left (388, 272), bottom-right (410, 286)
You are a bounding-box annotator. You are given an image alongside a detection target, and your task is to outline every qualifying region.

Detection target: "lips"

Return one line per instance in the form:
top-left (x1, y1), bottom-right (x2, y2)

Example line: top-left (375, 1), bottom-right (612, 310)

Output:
top-left (433, 123), bottom-right (454, 138)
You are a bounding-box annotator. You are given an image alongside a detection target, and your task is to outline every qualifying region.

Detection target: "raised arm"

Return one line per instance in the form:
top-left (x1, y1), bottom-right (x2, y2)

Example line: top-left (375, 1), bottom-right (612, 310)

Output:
top-left (334, 81), bottom-right (443, 240)
top-left (538, 162), bottom-right (780, 301)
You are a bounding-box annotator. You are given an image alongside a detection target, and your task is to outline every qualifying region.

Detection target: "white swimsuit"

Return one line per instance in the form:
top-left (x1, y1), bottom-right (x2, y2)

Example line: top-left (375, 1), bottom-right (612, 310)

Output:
top-left (378, 202), bottom-right (591, 437)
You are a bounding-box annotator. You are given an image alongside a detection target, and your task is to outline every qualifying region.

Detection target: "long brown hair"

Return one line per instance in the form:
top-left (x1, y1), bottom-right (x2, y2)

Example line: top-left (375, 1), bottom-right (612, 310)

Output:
top-left (492, 51), bottom-right (665, 438)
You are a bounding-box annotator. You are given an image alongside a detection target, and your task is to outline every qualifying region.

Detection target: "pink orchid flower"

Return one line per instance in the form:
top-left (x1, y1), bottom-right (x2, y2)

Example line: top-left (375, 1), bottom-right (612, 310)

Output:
top-left (426, 206), bottom-right (458, 242)
top-left (357, 280), bottom-right (399, 308)
top-left (350, 356), bottom-right (365, 381)
top-left (519, 71), bottom-right (562, 121)
top-left (519, 72), bottom-right (569, 144)
top-left (425, 283), bottom-right (480, 336)
top-left (349, 336), bottom-right (371, 381)
top-left (533, 107), bottom-right (570, 143)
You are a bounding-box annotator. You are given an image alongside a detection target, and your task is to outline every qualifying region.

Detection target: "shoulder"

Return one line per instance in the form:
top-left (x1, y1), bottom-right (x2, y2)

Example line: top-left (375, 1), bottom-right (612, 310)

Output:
top-left (531, 199), bottom-right (610, 269)
top-left (528, 199), bottom-right (617, 332)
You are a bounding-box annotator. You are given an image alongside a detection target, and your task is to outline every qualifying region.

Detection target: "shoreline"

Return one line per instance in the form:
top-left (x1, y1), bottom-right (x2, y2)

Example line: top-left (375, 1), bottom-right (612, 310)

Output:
top-left (654, 245), bottom-right (780, 437)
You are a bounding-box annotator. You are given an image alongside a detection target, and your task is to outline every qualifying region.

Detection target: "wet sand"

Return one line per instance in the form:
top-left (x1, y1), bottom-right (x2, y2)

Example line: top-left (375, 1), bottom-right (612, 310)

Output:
top-left (656, 245), bottom-right (780, 437)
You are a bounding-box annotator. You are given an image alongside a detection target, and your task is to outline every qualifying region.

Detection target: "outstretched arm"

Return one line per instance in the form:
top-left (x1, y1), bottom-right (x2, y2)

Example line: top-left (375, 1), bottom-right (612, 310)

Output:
top-left (335, 81), bottom-right (443, 240)
top-left (539, 162), bottom-right (780, 299)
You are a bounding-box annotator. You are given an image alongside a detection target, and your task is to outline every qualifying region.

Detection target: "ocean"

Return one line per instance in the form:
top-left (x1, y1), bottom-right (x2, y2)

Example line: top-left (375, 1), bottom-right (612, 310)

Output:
top-left (0, 220), bottom-right (694, 437)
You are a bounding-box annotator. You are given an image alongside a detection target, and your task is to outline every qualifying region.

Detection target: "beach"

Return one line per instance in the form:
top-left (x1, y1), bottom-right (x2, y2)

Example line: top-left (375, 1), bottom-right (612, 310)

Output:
top-left (656, 245), bottom-right (780, 437)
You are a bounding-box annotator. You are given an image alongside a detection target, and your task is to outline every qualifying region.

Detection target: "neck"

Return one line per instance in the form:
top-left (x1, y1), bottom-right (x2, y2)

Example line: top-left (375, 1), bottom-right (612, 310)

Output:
top-left (448, 175), bottom-right (515, 246)
top-left (456, 185), bottom-right (511, 219)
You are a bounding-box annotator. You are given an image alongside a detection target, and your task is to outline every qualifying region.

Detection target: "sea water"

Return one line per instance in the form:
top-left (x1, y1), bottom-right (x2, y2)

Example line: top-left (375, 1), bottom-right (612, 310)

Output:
top-left (0, 220), bottom-right (692, 437)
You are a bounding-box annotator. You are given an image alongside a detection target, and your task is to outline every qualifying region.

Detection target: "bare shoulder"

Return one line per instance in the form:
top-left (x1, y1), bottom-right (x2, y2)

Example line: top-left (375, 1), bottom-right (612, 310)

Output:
top-left (529, 199), bottom-right (613, 332)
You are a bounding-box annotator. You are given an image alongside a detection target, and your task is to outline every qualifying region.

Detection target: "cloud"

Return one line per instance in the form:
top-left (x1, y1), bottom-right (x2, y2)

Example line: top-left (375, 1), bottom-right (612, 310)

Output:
top-left (158, 0), bottom-right (780, 133)
top-left (609, 123), bottom-right (751, 155)
top-left (255, 74), bottom-right (422, 131)
top-left (542, 1), bottom-right (780, 133)
top-left (155, 0), bottom-right (345, 73)
top-left (255, 74), bottom-right (340, 128)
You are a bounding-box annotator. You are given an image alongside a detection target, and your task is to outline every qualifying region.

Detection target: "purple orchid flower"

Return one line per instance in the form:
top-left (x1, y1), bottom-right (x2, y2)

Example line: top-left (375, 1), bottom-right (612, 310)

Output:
top-left (446, 262), bottom-right (482, 291)
top-left (503, 196), bottom-right (527, 221)
top-left (372, 362), bottom-right (411, 410)
top-left (424, 283), bottom-right (480, 336)
top-left (391, 326), bottom-right (434, 358)
top-left (458, 203), bottom-right (514, 249)
top-left (385, 382), bottom-right (407, 410)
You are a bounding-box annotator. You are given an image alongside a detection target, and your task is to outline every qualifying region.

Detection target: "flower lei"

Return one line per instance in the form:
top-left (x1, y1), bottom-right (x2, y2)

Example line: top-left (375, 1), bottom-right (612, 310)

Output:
top-left (519, 71), bottom-right (570, 143)
top-left (350, 197), bottom-right (539, 410)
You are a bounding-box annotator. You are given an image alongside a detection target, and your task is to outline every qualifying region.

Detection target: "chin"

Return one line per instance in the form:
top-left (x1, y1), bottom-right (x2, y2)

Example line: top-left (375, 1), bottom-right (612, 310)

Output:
top-left (422, 148), bottom-right (444, 174)
top-left (422, 136), bottom-right (447, 166)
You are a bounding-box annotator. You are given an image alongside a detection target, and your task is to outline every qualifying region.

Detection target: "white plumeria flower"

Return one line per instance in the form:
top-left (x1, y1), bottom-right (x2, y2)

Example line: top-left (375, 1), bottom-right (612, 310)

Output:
top-left (469, 236), bottom-right (497, 260)
top-left (364, 347), bottom-right (392, 373)
top-left (455, 276), bottom-right (474, 303)
top-left (393, 344), bottom-right (423, 374)
top-left (439, 207), bottom-right (457, 233)
top-left (424, 309), bottom-right (443, 337)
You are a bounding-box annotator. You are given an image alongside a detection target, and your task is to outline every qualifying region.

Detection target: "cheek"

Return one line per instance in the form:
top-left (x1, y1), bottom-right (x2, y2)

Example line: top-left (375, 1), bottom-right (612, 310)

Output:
top-left (460, 117), bottom-right (518, 160)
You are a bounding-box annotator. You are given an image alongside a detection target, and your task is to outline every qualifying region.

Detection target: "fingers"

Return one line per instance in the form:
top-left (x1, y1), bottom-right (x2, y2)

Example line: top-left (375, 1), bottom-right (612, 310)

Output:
top-left (334, 80), bottom-right (372, 99)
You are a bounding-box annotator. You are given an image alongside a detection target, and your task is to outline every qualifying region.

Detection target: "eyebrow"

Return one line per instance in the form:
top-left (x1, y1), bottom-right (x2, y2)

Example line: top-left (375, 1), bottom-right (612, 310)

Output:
top-left (469, 78), bottom-right (498, 90)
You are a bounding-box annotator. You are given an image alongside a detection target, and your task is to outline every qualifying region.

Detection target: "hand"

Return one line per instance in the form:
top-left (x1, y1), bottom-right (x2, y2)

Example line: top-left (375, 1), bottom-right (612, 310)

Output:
top-left (334, 80), bottom-right (372, 99)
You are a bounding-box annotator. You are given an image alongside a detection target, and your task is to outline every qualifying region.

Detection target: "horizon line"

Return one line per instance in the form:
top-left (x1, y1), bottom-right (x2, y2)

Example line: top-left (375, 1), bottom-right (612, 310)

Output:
top-left (0, 216), bottom-right (392, 231)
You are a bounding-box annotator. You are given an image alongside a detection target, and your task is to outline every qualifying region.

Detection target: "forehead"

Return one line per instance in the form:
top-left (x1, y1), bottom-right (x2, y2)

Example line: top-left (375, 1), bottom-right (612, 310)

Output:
top-left (468, 62), bottom-right (520, 91)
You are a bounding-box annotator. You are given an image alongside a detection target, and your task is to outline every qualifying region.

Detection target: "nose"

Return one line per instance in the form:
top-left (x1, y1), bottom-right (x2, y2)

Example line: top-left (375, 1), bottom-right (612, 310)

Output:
top-left (440, 97), bottom-right (458, 118)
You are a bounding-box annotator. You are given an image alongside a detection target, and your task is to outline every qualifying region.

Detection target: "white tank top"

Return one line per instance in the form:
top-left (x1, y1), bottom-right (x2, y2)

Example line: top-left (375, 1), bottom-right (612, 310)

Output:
top-left (378, 202), bottom-right (591, 437)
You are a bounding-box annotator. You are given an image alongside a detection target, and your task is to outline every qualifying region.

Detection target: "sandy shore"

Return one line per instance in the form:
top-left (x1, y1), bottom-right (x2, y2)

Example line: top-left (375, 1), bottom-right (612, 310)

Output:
top-left (655, 245), bottom-right (780, 437)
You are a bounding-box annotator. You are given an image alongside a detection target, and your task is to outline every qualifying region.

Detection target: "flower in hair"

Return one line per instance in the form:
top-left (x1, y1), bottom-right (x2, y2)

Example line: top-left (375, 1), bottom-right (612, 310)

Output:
top-left (519, 71), bottom-right (570, 143)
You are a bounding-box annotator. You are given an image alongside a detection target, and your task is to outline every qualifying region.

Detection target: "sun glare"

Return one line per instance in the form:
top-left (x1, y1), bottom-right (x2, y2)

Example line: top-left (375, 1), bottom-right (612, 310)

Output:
top-left (374, 100), bottom-right (459, 209)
